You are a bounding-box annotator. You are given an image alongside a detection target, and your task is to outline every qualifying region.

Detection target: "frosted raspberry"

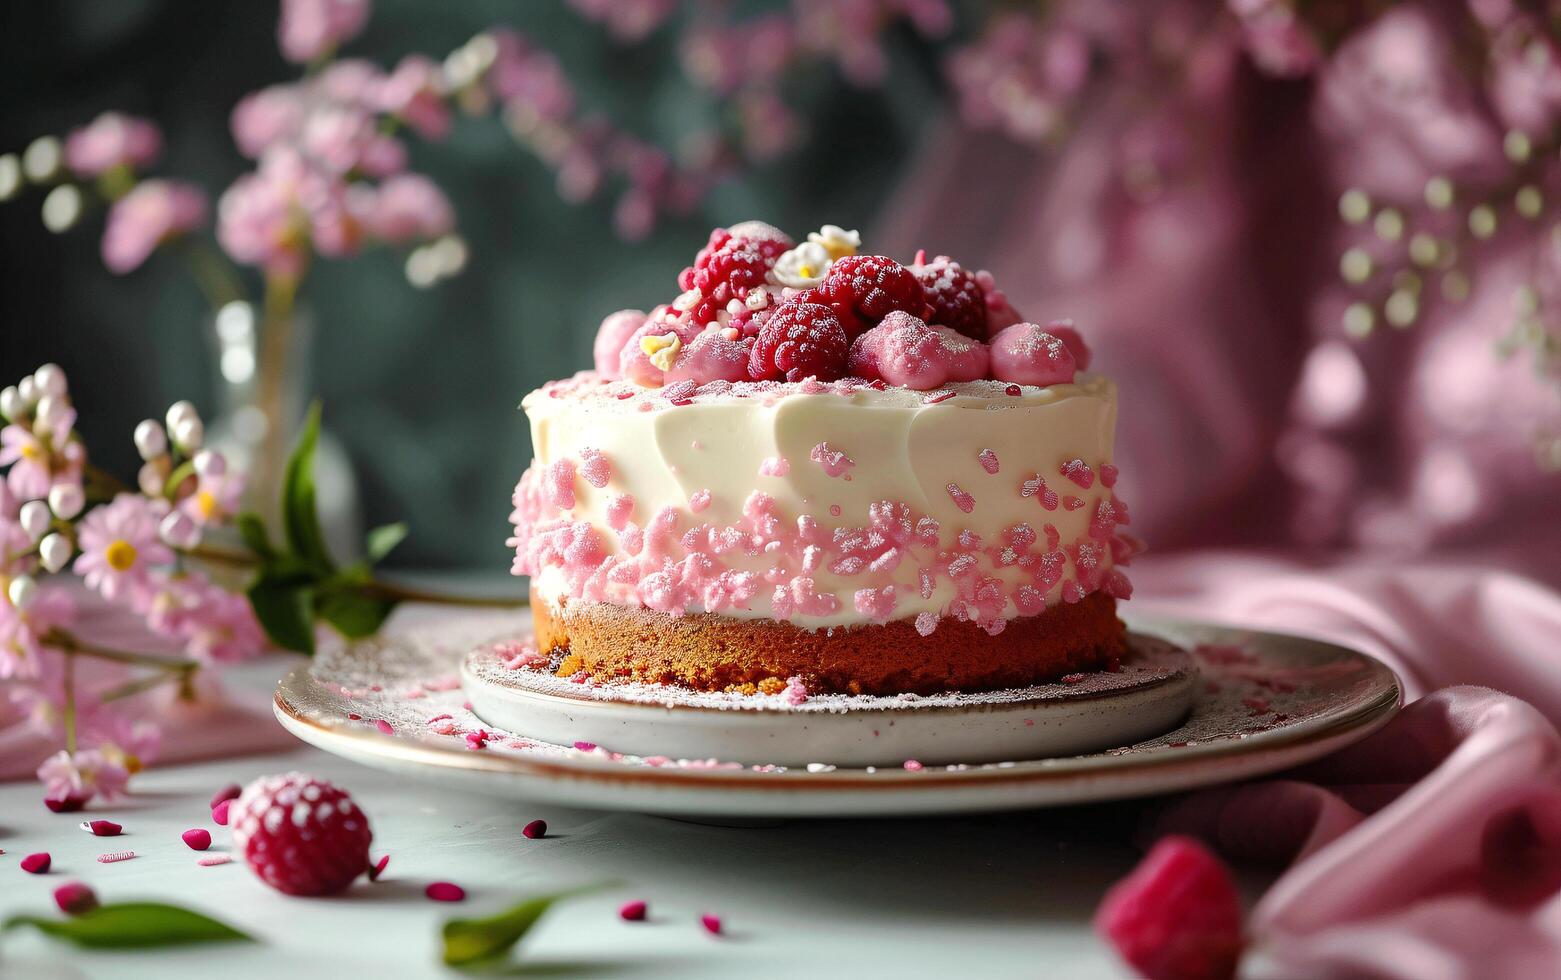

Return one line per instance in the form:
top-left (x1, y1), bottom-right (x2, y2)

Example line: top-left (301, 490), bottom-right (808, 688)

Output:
top-left (814, 254), bottom-right (931, 329)
top-left (847, 312), bottom-right (990, 390)
top-left (1043, 319), bottom-right (1092, 371)
top-left (989, 323), bottom-right (1077, 387)
top-left (913, 255), bottom-right (987, 339)
top-left (1094, 836), bottom-right (1243, 980)
top-left (230, 772), bottom-right (373, 897)
top-left (592, 309), bottom-right (646, 380)
top-left (748, 302), bottom-right (849, 382)
top-left (663, 326), bottom-right (754, 385)
top-left (688, 243), bottom-right (769, 324)
top-left (681, 223), bottom-right (792, 291)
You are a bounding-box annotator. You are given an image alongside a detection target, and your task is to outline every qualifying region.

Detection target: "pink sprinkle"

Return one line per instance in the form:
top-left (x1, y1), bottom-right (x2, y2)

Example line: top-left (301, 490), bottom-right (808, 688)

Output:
top-left (914, 611), bottom-right (938, 636)
top-left (978, 449), bottom-right (1000, 474)
top-left (374, 719), bottom-right (394, 735)
top-left (903, 759), bottom-right (924, 772)
top-left (212, 800), bottom-right (232, 826)
top-left (182, 828), bottom-right (213, 851)
top-left (96, 851), bottom-right (136, 864)
top-left (578, 447), bottom-right (613, 488)
top-left (425, 881), bottom-right (465, 902)
top-left (522, 819), bottom-right (548, 840)
top-left (700, 914), bottom-right (723, 935)
top-left (809, 441), bottom-right (855, 478)
top-left (1060, 673), bottom-right (1088, 685)
top-left (210, 783), bottom-right (243, 808)
top-left (53, 881), bottom-right (98, 915)
top-left (946, 483), bottom-right (975, 513)
top-left (758, 456), bottom-right (790, 477)
top-left (783, 675), bottom-right (809, 706)
top-left (21, 852), bottom-right (51, 874)
top-left (1063, 496), bottom-right (1086, 511)
top-left (1100, 463), bottom-right (1119, 488)
top-left (619, 900), bottom-right (648, 922)
top-left (347, 712), bottom-right (362, 720)
top-left (81, 819), bottom-right (122, 837)
top-left (689, 489), bottom-right (712, 513)
top-left (197, 854), bottom-right (232, 867)
top-left (573, 741), bottom-right (597, 752)
top-left (829, 504), bottom-right (842, 517)
top-left (1061, 458), bottom-right (1095, 488)
top-left (369, 854), bottom-right (390, 881)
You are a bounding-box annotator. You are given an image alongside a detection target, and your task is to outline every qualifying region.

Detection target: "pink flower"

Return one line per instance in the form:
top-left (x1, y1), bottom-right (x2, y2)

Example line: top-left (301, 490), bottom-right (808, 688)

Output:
top-left (180, 467), bottom-right (244, 528)
top-left (100, 180), bottom-right (208, 274)
top-left (1, 408), bottom-right (80, 500)
top-left (377, 55), bottom-right (451, 140)
top-left (277, 0), bottom-right (371, 64)
top-left (63, 112), bottom-right (162, 177)
top-left (144, 573), bottom-right (266, 663)
top-left (352, 174), bottom-right (454, 243)
top-left (36, 748), bottom-right (130, 807)
top-left (0, 585), bottom-right (74, 680)
top-left (231, 85), bottom-right (309, 158)
top-left (218, 149), bottom-right (361, 278)
top-left (86, 716), bottom-right (161, 776)
top-left (72, 493), bottom-right (172, 604)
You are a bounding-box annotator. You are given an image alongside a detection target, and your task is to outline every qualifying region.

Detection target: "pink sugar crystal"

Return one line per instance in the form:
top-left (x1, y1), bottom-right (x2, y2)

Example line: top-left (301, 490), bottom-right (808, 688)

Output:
top-left (853, 585), bottom-right (897, 622)
top-left (809, 442), bottom-right (855, 478)
top-left (544, 459), bottom-right (577, 510)
top-left (1103, 570), bottom-right (1134, 599)
top-left (1100, 463), bottom-right (1119, 488)
top-left (1061, 458), bottom-right (1095, 489)
top-left (689, 489), bottom-right (712, 513)
top-left (915, 611), bottom-right (938, 636)
top-left (1063, 496), bottom-right (1086, 511)
top-left (96, 851), bottom-right (136, 864)
top-left (758, 456), bottom-right (790, 477)
top-left (978, 449), bottom-right (1000, 474)
top-left (903, 759), bottom-right (924, 772)
top-left (1061, 581), bottom-right (1084, 604)
top-left (605, 493), bottom-right (635, 530)
top-left (620, 899), bottom-right (649, 921)
top-left (783, 675), bottom-right (809, 706)
top-left (946, 483), bottom-right (975, 513)
top-left (578, 448), bottom-right (613, 488)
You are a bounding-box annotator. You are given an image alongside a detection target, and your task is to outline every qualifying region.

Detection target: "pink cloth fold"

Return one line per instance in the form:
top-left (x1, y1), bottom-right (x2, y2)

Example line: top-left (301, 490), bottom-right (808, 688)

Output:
top-left (1136, 554), bottom-right (1561, 978)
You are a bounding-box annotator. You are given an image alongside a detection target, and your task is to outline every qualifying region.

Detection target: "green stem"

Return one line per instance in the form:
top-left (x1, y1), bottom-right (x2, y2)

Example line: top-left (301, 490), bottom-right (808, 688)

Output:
top-left (44, 628), bottom-right (202, 675)
top-left (185, 543), bottom-right (259, 568)
top-left (357, 580), bottom-right (528, 609)
top-left (179, 237), bottom-right (247, 310)
top-left (62, 653), bottom-right (77, 754)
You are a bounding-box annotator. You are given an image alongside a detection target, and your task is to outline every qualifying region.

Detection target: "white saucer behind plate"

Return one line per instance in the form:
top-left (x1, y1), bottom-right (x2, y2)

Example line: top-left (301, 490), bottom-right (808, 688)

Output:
top-left (460, 635), bottom-right (1196, 768)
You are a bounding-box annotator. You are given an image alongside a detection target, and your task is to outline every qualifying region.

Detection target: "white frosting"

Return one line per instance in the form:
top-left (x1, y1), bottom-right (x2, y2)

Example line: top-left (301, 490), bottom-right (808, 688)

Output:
top-left (517, 373), bottom-right (1124, 630)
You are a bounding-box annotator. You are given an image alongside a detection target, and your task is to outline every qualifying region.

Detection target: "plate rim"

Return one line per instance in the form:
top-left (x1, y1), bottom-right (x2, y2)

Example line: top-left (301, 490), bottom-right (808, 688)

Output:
top-left (272, 613), bottom-right (1402, 795)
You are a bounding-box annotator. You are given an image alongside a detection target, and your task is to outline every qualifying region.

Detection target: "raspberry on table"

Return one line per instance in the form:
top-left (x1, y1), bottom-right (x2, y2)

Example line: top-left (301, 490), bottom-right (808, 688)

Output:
top-left (230, 772), bottom-right (373, 897)
top-left (914, 255), bottom-right (988, 339)
top-left (748, 301), bottom-right (850, 382)
top-left (814, 254), bottom-right (932, 329)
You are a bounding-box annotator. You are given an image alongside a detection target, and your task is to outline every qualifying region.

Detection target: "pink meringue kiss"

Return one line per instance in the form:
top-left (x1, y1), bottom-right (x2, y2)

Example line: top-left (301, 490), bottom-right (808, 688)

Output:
top-left (988, 322), bottom-right (1077, 387)
top-left (846, 312), bottom-right (989, 390)
top-left (663, 326), bottom-right (754, 386)
top-left (619, 318), bottom-right (700, 388)
top-left (593, 309), bottom-right (647, 380)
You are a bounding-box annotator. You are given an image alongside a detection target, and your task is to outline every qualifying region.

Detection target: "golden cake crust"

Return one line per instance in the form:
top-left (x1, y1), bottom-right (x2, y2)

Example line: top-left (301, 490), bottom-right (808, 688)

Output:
top-left (536, 593), bottom-right (1124, 696)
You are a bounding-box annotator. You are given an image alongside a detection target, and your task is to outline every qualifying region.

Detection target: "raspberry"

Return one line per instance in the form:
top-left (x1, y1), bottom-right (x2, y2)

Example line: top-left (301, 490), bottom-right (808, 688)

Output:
top-left (230, 772), bottom-right (373, 896)
top-left (678, 223), bottom-right (792, 292)
top-left (1094, 836), bottom-right (1243, 980)
top-left (748, 302), bottom-right (849, 382)
top-left (914, 256), bottom-right (987, 339)
top-left (814, 254), bottom-right (932, 330)
top-left (685, 243), bottom-right (769, 325)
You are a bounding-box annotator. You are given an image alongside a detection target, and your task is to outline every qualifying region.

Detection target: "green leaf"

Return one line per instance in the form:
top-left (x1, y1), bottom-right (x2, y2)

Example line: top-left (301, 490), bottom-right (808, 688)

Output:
top-left (3, 902), bottom-right (254, 949)
top-left (236, 512), bottom-right (275, 560)
top-left (317, 588), bottom-right (396, 639)
top-left (247, 576), bottom-right (316, 655)
top-left (365, 522), bottom-right (408, 564)
top-left (281, 402), bottom-right (334, 574)
top-left (441, 888), bottom-right (598, 969)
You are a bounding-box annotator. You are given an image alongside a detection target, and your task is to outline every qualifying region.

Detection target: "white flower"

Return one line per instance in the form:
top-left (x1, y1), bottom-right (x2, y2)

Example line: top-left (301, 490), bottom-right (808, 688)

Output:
top-left (807, 224), bottom-right (860, 260)
top-left (771, 241), bottom-right (833, 288)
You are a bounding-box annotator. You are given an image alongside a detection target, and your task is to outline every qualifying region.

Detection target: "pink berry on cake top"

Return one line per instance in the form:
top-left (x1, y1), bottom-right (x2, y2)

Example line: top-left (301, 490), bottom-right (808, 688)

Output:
top-left (588, 221), bottom-right (1093, 392)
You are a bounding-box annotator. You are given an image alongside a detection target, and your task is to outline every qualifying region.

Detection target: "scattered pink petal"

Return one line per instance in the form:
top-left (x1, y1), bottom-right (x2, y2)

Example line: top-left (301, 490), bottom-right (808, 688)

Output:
top-left (368, 854), bottom-right (390, 881)
top-left (374, 720), bottom-right (394, 735)
top-left (21, 852), bottom-right (51, 874)
top-left (197, 854), bottom-right (233, 867)
top-left (53, 882), bottom-right (99, 916)
top-left (44, 795), bottom-right (87, 813)
top-left (619, 899), bottom-right (648, 921)
top-left (81, 819), bottom-right (122, 837)
top-left (572, 741), bottom-right (597, 752)
top-left (182, 828), bottom-right (213, 851)
top-left (425, 881), bottom-right (466, 902)
top-left (211, 800), bottom-right (232, 826)
top-left (96, 851), bottom-right (136, 864)
top-left (523, 819), bottom-right (548, 840)
top-left (700, 913), bottom-right (723, 935)
top-left (210, 783), bottom-right (243, 808)
top-left (1094, 836), bottom-right (1243, 980)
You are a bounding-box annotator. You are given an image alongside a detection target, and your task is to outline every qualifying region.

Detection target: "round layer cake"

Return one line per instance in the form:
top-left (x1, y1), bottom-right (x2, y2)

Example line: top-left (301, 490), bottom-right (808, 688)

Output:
top-left (508, 221), bottom-right (1138, 696)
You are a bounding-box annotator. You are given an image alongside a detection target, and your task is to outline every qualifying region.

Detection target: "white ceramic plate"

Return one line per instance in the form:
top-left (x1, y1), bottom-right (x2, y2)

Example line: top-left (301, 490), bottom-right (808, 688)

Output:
top-left (273, 610), bottom-right (1400, 817)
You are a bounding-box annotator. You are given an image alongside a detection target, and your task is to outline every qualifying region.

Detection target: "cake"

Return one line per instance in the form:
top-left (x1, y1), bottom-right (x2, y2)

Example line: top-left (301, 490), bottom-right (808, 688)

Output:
top-left (509, 221), bottom-right (1139, 697)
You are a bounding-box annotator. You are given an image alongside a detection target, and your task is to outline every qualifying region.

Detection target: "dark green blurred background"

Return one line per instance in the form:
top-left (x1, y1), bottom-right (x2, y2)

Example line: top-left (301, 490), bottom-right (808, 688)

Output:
top-left (1, 0), bottom-right (955, 568)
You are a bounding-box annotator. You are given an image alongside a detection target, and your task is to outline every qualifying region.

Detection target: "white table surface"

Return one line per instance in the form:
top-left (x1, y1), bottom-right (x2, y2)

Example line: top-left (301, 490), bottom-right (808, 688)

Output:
top-left (0, 600), bottom-right (1276, 980)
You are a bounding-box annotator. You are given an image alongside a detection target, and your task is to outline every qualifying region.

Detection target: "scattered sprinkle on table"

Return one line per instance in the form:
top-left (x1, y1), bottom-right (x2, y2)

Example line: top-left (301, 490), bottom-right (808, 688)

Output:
top-left (522, 819), bottom-right (547, 840)
top-left (425, 881), bottom-right (465, 902)
top-left (197, 854), bottom-right (232, 867)
top-left (81, 819), bottom-right (122, 836)
top-left (96, 851), bottom-right (136, 864)
top-left (21, 853), bottom-right (51, 874)
top-left (182, 828), bottom-right (213, 851)
top-left (700, 914), bottom-right (723, 935)
top-left (619, 900), bottom-right (648, 922)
